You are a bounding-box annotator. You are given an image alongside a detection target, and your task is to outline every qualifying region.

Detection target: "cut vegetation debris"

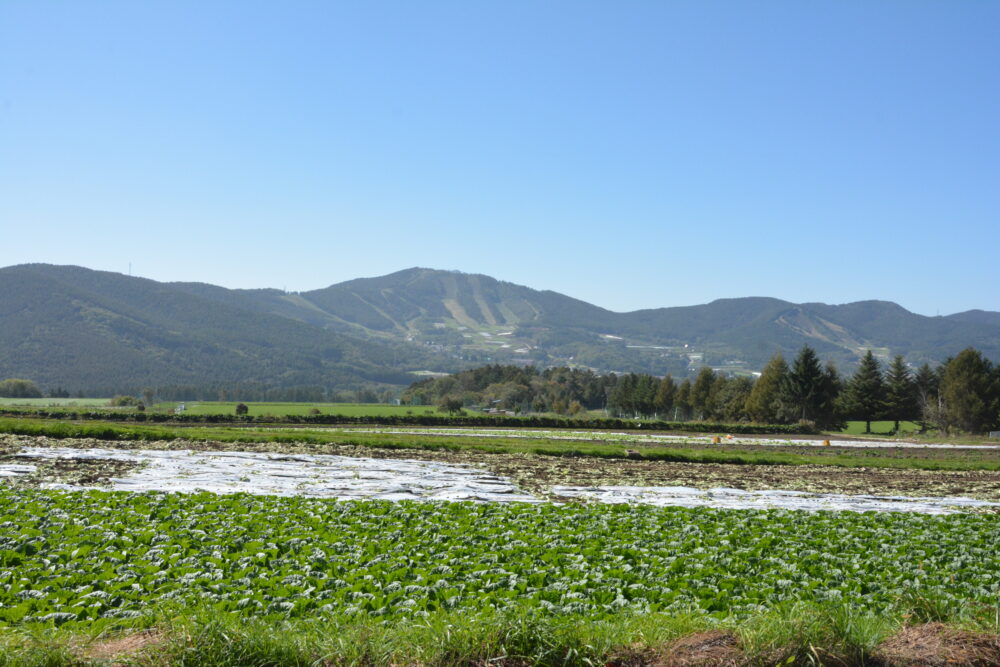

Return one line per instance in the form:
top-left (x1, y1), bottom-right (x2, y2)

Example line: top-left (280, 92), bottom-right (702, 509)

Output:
top-left (3, 440), bottom-right (1000, 513)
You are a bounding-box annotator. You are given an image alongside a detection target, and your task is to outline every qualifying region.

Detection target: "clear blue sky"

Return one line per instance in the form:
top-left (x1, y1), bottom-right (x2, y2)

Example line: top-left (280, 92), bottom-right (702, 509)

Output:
top-left (2, 1), bottom-right (998, 316)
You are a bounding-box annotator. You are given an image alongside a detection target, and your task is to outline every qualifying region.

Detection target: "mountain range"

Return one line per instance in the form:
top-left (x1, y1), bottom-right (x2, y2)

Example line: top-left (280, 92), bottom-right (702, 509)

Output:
top-left (2, 263), bottom-right (998, 395)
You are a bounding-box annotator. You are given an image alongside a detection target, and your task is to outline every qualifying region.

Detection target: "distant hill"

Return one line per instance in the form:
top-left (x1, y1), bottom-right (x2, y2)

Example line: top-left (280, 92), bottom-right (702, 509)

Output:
top-left (0, 264), bottom-right (454, 395)
top-left (2, 264), bottom-right (998, 394)
top-left (204, 267), bottom-right (999, 376)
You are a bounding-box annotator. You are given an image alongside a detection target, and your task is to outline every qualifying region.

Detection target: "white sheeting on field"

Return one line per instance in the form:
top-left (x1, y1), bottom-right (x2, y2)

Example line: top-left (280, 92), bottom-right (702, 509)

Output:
top-left (550, 485), bottom-right (1000, 515)
top-left (0, 463), bottom-right (36, 477)
top-left (332, 428), bottom-right (1000, 449)
top-left (10, 447), bottom-right (539, 502)
top-left (7, 447), bottom-right (1000, 514)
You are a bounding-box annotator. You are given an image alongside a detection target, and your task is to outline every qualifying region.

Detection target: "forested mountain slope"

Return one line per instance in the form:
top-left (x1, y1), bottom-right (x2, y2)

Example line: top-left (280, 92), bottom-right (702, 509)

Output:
top-left (2, 264), bottom-right (997, 393)
top-left (259, 268), bottom-right (1000, 374)
top-left (0, 264), bottom-right (453, 394)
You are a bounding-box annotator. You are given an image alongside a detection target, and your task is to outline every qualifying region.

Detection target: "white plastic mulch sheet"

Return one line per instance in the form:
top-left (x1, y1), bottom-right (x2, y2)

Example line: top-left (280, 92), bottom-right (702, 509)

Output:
top-left (334, 428), bottom-right (1000, 450)
top-left (7, 447), bottom-right (1000, 514)
top-left (10, 447), bottom-right (539, 502)
top-left (0, 464), bottom-right (36, 477)
top-left (550, 485), bottom-right (1000, 515)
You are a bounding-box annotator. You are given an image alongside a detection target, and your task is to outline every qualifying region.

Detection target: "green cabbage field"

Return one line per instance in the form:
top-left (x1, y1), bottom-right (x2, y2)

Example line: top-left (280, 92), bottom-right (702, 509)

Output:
top-left (3, 487), bottom-right (999, 629)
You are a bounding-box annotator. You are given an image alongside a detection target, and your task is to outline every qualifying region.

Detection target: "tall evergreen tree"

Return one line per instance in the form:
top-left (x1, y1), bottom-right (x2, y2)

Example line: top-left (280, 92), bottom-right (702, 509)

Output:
top-left (913, 363), bottom-right (940, 433)
top-left (884, 355), bottom-right (917, 433)
top-left (819, 362), bottom-right (845, 430)
top-left (914, 363), bottom-right (939, 406)
top-left (674, 379), bottom-right (692, 421)
top-left (939, 348), bottom-right (999, 433)
top-left (609, 374), bottom-right (637, 417)
top-left (690, 367), bottom-right (716, 421)
top-left (716, 376), bottom-right (753, 422)
top-left (634, 374), bottom-right (658, 418)
top-left (744, 353), bottom-right (788, 423)
top-left (653, 374), bottom-right (676, 418)
top-left (780, 346), bottom-right (825, 423)
top-left (705, 375), bottom-right (729, 421)
top-left (843, 350), bottom-right (885, 433)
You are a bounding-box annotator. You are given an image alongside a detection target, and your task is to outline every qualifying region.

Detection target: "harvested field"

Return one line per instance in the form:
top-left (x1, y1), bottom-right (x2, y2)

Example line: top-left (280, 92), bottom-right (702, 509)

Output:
top-left (5, 434), bottom-right (1000, 512)
top-left (8, 432), bottom-right (1000, 500)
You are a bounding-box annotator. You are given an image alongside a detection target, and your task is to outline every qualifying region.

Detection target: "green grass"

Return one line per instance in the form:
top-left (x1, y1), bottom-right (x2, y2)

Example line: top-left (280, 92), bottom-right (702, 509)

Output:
top-left (0, 397), bottom-right (111, 407)
top-left (154, 401), bottom-right (440, 417)
top-left (0, 605), bottom-right (927, 667)
top-left (840, 420), bottom-right (922, 436)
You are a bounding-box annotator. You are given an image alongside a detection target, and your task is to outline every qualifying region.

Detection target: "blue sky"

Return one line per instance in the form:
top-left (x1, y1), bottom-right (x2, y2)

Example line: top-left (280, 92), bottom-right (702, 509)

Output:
top-left (1, 1), bottom-right (997, 315)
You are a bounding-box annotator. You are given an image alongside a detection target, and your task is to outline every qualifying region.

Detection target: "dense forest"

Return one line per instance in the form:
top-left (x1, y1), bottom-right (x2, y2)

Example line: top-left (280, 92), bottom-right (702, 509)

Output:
top-left (402, 346), bottom-right (1000, 434)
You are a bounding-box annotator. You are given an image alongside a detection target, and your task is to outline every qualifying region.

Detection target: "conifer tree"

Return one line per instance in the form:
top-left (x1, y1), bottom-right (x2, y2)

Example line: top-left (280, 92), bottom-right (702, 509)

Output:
top-left (635, 374), bottom-right (658, 418)
top-left (819, 362), bottom-right (845, 430)
top-left (744, 353), bottom-right (788, 423)
top-left (913, 363), bottom-right (940, 433)
top-left (706, 375), bottom-right (731, 421)
top-left (780, 346), bottom-right (825, 423)
top-left (884, 355), bottom-right (917, 433)
top-left (914, 363), bottom-right (939, 406)
top-left (715, 376), bottom-right (753, 422)
top-left (654, 374), bottom-right (676, 418)
top-left (609, 374), bottom-right (637, 417)
top-left (690, 367), bottom-right (716, 421)
top-left (844, 350), bottom-right (885, 433)
top-left (939, 348), bottom-right (999, 433)
top-left (674, 379), bottom-right (692, 421)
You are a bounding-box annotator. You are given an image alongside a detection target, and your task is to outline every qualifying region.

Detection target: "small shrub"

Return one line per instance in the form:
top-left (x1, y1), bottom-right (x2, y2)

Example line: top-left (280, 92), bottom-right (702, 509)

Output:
top-left (108, 395), bottom-right (141, 407)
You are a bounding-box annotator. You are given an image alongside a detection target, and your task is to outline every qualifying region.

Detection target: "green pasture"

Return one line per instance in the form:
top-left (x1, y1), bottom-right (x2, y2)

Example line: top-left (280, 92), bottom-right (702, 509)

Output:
top-left (154, 401), bottom-right (439, 417)
top-left (0, 397), bottom-right (111, 407)
top-left (839, 420), bottom-right (922, 436)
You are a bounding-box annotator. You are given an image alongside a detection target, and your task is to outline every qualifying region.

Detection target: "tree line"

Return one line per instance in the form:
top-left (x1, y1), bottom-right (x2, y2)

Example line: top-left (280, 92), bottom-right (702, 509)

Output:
top-left (402, 346), bottom-right (1000, 434)
top-left (0, 378), bottom-right (44, 398)
top-left (403, 366), bottom-right (615, 415)
top-left (0, 380), bottom-right (400, 405)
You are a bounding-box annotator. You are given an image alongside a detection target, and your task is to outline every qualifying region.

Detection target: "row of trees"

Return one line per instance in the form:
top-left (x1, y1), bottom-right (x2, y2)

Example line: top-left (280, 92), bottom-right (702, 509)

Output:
top-left (149, 384), bottom-right (399, 404)
top-left (0, 378), bottom-right (43, 398)
top-left (0, 379), bottom-right (402, 407)
top-left (404, 347), bottom-right (1000, 434)
top-left (607, 346), bottom-right (844, 428)
top-left (609, 347), bottom-right (1000, 434)
top-left (403, 366), bottom-right (614, 415)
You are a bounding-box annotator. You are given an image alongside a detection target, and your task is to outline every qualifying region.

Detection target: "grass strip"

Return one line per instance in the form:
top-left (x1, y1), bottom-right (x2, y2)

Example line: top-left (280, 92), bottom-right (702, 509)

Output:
top-left (2, 603), bottom-right (999, 666)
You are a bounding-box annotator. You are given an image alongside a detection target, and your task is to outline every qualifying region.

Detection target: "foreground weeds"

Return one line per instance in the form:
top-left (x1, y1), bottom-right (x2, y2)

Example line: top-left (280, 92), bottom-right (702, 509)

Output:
top-left (1, 606), bottom-right (999, 666)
